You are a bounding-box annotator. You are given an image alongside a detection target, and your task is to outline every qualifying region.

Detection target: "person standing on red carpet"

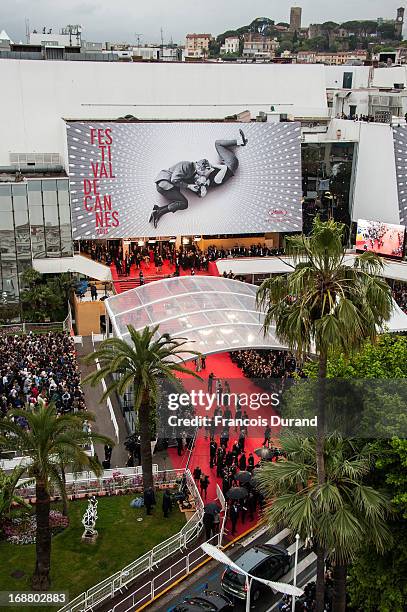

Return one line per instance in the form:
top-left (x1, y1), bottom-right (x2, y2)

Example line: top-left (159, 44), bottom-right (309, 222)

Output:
top-left (209, 437), bottom-right (217, 469)
top-left (200, 473), bottom-right (210, 500)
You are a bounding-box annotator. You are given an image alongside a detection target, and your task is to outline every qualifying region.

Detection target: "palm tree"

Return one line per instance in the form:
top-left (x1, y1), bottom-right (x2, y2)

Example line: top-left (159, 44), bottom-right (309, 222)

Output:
top-left (0, 405), bottom-right (113, 590)
top-left (254, 434), bottom-right (392, 612)
top-left (0, 466), bottom-right (32, 521)
top-left (84, 324), bottom-right (200, 491)
top-left (51, 272), bottom-right (75, 303)
top-left (20, 268), bottom-right (62, 323)
top-left (256, 217), bottom-right (392, 610)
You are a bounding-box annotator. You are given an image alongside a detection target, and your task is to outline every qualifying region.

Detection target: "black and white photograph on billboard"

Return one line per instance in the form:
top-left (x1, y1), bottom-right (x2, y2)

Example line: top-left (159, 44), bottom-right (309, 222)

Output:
top-left (66, 121), bottom-right (302, 239)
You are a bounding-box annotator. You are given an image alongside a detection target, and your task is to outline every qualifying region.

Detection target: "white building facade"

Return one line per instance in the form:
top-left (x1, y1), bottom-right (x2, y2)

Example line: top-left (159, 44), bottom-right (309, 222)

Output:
top-left (220, 37), bottom-right (240, 55)
top-left (0, 58), bottom-right (404, 301)
top-left (29, 25), bottom-right (82, 48)
top-left (185, 34), bottom-right (212, 58)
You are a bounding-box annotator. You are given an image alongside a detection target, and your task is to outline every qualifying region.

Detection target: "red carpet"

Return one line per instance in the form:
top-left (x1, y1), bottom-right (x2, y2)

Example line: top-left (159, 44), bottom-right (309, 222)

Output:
top-left (166, 353), bottom-right (280, 540)
top-left (111, 253), bottom-right (274, 537)
top-left (110, 256), bottom-right (218, 294)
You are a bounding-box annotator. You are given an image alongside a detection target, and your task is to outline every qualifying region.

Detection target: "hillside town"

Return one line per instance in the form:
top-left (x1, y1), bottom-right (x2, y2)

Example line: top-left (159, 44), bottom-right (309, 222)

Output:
top-left (1, 6), bottom-right (406, 65)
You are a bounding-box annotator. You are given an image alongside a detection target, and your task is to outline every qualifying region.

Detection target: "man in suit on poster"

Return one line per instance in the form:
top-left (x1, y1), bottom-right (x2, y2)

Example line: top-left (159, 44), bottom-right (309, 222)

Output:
top-left (149, 159), bottom-right (212, 228)
top-left (148, 129), bottom-right (248, 228)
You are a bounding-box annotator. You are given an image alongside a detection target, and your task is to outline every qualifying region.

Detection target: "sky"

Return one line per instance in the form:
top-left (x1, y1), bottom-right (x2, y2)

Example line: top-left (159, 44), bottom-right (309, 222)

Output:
top-left (2, 0), bottom-right (405, 45)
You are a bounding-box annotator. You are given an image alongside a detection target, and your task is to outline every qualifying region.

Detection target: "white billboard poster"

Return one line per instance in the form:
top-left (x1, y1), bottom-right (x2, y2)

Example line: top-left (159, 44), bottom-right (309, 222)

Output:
top-left (393, 126), bottom-right (407, 226)
top-left (66, 121), bottom-right (302, 239)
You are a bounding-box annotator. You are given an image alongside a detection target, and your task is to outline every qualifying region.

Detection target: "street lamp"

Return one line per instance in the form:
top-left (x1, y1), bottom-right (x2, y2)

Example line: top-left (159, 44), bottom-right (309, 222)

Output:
top-left (291, 534), bottom-right (300, 612)
top-left (201, 543), bottom-right (304, 612)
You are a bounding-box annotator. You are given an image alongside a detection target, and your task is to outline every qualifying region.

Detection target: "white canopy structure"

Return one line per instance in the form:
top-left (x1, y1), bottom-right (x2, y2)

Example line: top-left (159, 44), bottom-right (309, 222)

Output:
top-left (387, 300), bottom-right (407, 333)
top-left (105, 275), bottom-right (407, 357)
top-left (105, 276), bottom-right (286, 358)
top-left (0, 30), bottom-right (13, 43)
top-left (215, 255), bottom-right (407, 283)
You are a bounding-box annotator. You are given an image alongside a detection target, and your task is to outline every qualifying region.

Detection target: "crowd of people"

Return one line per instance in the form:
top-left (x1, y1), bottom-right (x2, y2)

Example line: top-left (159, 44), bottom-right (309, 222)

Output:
top-left (0, 332), bottom-right (86, 422)
top-left (336, 113), bottom-right (378, 123)
top-left (195, 431), bottom-right (266, 538)
top-left (79, 240), bottom-right (284, 280)
top-left (337, 111), bottom-right (407, 125)
top-left (231, 349), bottom-right (306, 380)
top-left (188, 367), bottom-right (294, 537)
top-left (80, 240), bottom-right (114, 264)
top-left (165, 353), bottom-right (305, 538)
top-left (279, 573), bottom-right (334, 611)
top-left (391, 280), bottom-right (407, 314)
top-left (206, 244), bottom-right (285, 261)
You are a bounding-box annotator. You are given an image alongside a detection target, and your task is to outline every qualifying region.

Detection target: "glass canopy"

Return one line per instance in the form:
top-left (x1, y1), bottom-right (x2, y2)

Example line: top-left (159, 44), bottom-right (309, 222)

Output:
top-left (105, 276), bottom-right (287, 359)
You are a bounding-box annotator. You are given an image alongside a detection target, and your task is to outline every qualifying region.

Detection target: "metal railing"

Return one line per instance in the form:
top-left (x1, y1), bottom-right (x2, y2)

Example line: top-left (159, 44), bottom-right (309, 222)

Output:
top-left (95, 355), bottom-right (120, 442)
top-left (0, 321), bottom-right (65, 334)
top-left (0, 308), bottom-right (73, 335)
top-left (91, 331), bottom-right (108, 345)
top-left (18, 465), bottom-right (162, 500)
top-left (112, 531), bottom-right (222, 612)
top-left (58, 468), bottom-right (204, 612)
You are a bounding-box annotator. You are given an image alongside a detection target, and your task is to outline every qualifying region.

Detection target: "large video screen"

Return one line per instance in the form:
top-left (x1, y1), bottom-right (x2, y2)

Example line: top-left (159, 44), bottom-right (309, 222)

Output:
top-left (356, 219), bottom-right (405, 258)
top-left (66, 121), bottom-right (302, 239)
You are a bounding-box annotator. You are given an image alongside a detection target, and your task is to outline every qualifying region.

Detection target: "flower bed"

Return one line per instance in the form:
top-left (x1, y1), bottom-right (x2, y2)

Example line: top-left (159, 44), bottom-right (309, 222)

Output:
top-left (2, 511), bottom-right (69, 545)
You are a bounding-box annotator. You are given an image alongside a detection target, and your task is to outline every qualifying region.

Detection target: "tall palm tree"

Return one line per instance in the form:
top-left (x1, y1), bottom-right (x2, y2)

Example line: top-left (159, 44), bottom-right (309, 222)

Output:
top-left (254, 434), bottom-right (392, 612)
top-left (0, 466), bottom-right (32, 521)
top-left (256, 218), bottom-right (392, 611)
top-left (0, 405), bottom-right (112, 590)
top-left (84, 324), bottom-right (200, 491)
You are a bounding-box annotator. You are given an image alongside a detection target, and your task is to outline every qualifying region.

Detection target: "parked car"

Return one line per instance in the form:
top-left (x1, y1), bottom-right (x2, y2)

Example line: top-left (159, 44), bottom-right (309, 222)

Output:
top-left (221, 544), bottom-right (291, 602)
top-left (171, 589), bottom-right (233, 611)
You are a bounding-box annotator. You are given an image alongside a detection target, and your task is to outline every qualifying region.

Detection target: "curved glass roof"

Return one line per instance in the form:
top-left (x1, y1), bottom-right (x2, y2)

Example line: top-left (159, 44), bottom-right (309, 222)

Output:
top-left (105, 276), bottom-right (286, 359)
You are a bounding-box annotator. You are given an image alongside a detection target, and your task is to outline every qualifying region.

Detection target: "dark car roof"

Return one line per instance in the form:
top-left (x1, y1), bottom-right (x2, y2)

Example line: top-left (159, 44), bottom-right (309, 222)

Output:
top-left (173, 603), bottom-right (213, 612)
top-left (231, 544), bottom-right (289, 573)
top-left (200, 591), bottom-right (231, 606)
top-left (173, 590), bottom-right (231, 611)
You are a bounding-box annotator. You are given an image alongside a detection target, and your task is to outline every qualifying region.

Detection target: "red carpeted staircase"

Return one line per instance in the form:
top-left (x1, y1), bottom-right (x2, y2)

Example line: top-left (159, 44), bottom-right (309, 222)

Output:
top-left (110, 257), bottom-right (219, 294)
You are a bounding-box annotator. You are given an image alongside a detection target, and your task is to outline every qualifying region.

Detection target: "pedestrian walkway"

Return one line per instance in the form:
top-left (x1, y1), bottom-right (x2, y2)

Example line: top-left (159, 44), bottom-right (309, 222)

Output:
top-left (77, 337), bottom-right (128, 467)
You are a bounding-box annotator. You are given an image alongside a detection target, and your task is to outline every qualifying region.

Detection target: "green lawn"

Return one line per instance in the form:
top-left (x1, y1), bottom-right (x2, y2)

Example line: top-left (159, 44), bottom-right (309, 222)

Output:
top-left (0, 492), bottom-right (185, 609)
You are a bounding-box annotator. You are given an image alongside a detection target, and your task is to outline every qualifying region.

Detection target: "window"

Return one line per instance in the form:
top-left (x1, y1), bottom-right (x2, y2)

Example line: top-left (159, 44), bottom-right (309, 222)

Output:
top-left (253, 560), bottom-right (272, 579)
top-left (343, 72), bottom-right (353, 89)
top-left (12, 185), bottom-right (30, 256)
top-left (28, 182), bottom-right (45, 258)
top-left (0, 186), bottom-right (18, 299)
top-left (42, 180), bottom-right (61, 257)
top-left (58, 183), bottom-right (73, 256)
top-left (0, 185), bottom-right (12, 212)
top-left (0, 260), bottom-right (18, 300)
top-left (0, 187), bottom-right (16, 258)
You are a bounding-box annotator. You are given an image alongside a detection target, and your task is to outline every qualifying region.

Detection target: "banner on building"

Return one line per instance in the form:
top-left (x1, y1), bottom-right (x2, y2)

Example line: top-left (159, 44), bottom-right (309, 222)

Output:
top-left (393, 126), bottom-right (407, 227)
top-left (66, 121), bottom-right (302, 239)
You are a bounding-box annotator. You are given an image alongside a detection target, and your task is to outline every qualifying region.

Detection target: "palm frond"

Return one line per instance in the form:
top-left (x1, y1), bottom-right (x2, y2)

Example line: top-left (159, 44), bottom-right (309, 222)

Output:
top-left (255, 435), bottom-right (393, 564)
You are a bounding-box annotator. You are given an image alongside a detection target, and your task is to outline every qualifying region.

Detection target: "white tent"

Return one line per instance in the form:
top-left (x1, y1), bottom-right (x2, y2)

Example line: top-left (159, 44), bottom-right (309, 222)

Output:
top-left (387, 300), bottom-right (407, 333)
top-left (0, 30), bottom-right (13, 43)
top-left (105, 276), bottom-right (287, 359)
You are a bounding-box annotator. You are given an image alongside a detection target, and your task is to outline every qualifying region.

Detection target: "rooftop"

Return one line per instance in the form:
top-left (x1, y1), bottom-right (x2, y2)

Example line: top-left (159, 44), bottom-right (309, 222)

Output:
top-left (0, 29), bottom-right (13, 42)
top-left (186, 34), bottom-right (212, 38)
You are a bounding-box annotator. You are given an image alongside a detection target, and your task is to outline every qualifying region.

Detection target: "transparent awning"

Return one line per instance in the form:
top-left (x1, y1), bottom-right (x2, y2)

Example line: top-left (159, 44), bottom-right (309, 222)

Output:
top-left (105, 276), bottom-right (287, 359)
